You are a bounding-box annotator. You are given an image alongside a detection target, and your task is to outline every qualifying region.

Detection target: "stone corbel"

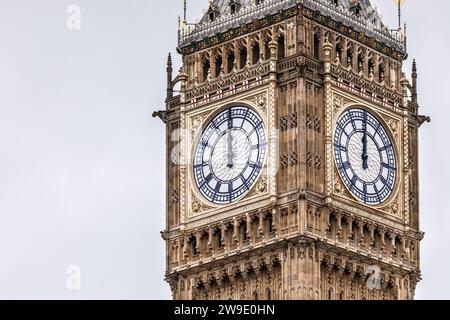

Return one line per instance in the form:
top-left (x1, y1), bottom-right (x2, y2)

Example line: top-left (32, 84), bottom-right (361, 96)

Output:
top-left (207, 227), bottom-right (213, 251)
top-left (183, 235), bottom-right (188, 259)
top-left (220, 224), bottom-right (226, 248)
top-left (258, 210), bottom-right (264, 238)
top-left (367, 223), bottom-right (375, 248)
top-left (357, 219), bottom-right (365, 247)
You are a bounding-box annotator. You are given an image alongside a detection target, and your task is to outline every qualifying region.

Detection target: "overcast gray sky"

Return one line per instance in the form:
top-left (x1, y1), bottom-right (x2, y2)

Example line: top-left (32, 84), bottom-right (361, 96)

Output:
top-left (0, 0), bottom-right (448, 300)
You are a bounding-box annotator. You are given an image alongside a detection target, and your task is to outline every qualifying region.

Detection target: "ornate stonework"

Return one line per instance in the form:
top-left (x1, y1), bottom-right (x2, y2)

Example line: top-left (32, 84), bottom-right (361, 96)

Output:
top-left (156, 0), bottom-right (427, 301)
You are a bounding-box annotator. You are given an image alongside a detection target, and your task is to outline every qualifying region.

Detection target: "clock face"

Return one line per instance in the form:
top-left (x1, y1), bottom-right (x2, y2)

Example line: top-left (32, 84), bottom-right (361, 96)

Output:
top-left (334, 108), bottom-right (397, 205)
top-left (193, 106), bottom-right (267, 205)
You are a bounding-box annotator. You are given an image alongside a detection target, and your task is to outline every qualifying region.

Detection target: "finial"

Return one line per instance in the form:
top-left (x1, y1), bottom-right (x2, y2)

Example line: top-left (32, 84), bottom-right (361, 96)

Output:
top-left (183, 0), bottom-right (187, 24)
top-left (393, 0), bottom-right (406, 31)
top-left (167, 52), bottom-right (172, 66)
top-left (411, 59), bottom-right (418, 104)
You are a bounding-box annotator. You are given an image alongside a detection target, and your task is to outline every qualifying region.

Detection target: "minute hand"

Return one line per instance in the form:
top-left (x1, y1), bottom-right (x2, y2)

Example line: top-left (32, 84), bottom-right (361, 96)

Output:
top-left (362, 112), bottom-right (369, 169)
top-left (227, 109), bottom-right (233, 168)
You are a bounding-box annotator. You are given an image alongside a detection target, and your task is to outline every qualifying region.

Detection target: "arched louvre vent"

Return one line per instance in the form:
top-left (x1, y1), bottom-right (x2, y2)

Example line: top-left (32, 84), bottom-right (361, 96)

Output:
top-left (349, 0), bottom-right (362, 16)
top-left (207, 3), bottom-right (220, 22)
top-left (229, 0), bottom-right (241, 15)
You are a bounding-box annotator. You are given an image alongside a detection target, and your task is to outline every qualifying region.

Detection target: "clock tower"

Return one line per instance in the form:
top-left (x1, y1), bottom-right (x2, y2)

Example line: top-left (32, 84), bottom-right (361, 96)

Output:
top-left (154, 0), bottom-right (429, 300)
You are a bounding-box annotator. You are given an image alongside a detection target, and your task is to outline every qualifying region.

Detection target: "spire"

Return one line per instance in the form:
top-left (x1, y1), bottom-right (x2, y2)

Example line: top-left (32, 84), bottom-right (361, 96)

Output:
top-left (411, 59), bottom-right (418, 104)
top-left (183, 0), bottom-right (187, 25)
top-left (166, 53), bottom-right (173, 99)
top-left (167, 52), bottom-right (172, 68)
top-left (178, 16), bottom-right (181, 41)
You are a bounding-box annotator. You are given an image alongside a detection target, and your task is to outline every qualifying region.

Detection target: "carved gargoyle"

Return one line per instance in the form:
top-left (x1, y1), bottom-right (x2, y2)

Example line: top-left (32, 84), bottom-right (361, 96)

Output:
top-left (417, 115), bottom-right (431, 127)
top-left (152, 110), bottom-right (168, 123)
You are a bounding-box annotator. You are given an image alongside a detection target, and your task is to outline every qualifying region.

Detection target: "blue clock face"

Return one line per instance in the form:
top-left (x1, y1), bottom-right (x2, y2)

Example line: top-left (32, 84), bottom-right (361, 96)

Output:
top-left (334, 108), bottom-right (397, 205)
top-left (193, 106), bottom-right (267, 205)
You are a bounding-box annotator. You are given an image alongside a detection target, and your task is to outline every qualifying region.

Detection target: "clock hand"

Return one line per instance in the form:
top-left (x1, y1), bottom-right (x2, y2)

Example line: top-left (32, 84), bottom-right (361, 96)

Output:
top-left (227, 108), bottom-right (233, 169)
top-left (362, 111), bottom-right (369, 170)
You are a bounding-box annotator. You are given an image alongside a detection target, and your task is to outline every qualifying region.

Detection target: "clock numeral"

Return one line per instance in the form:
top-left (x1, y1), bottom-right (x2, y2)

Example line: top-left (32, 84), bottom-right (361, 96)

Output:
top-left (205, 173), bottom-right (213, 184)
top-left (337, 123), bottom-right (350, 138)
top-left (373, 184), bottom-right (382, 203)
top-left (374, 123), bottom-right (381, 135)
top-left (340, 161), bottom-right (351, 171)
top-left (363, 183), bottom-right (368, 203)
top-left (194, 162), bottom-right (208, 169)
top-left (211, 120), bottom-right (218, 129)
top-left (334, 144), bottom-right (347, 152)
top-left (379, 145), bottom-right (392, 152)
top-left (382, 163), bottom-right (395, 170)
top-left (349, 114), bottom-right (357, 131)
top-left (248, 162), bottom-right (262, 170)
top-left (248, 121), bottom-right (264, 136)
top-left (241, 109), bottom-right (249, 128)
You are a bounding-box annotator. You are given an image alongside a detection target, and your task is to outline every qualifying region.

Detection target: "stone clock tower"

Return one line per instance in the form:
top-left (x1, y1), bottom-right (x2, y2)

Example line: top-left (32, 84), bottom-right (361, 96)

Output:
top-left (154, 0), bottom-right (429, 300)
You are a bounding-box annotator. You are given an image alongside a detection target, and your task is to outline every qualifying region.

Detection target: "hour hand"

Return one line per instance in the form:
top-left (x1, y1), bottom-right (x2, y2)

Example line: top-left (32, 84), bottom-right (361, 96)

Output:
top-left (227, 129), bottom-right (233, 168)
top-left (362, 140), bottom-right (369, 169)
top-left (362, 113), bottom-right (369, 169)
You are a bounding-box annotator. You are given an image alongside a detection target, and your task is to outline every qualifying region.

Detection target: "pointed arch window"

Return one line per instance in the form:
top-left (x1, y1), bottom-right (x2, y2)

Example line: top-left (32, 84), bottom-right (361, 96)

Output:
top-left (241, 221), bottom-right (248, 241)
top-left (264, 38), bottom-right (271, 60)
top-left (252, 43), bottom-right (260, 64)
top-left (191, 237), bottom-right (198, 256)
top-left (202, 59), bottom-right (210, 82)
top-left (313, 33), bottom-right (320, 59)
top-left (368, 58), bottom-right (375, 76)
top-left (277, 34), bottom-right (285, 59)
top-left (379, 64), bottom-right (385, 83)
top-left (239, 47), bottom-right (247, 69)
top-left (357, 54), bottom-right (364, 73)
top-left (214, 56), bottom-right (222, 78)
top-left (227, 51), bottom-right (235, 73)
top-left (214, 228), bottom-right (223, 248)
top-left (335, 43), bottom-right (342, 62)
top-left (347, 48), bottom-right (353, 67)
top-left (266, 213), bottom-right (274, 234)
